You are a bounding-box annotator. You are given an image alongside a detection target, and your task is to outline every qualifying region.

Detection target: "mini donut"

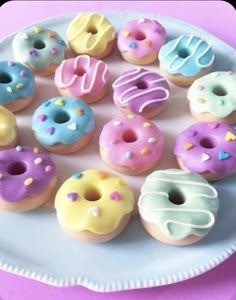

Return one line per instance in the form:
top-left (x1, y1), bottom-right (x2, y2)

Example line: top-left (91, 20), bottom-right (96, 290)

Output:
top-left (0, 106), bottom-right (18, 150)
top-left (54, 55), bottom-right (111, 104)
top-left (117, 18), bottom-right (166, 65)
top-left (112, 67), bottom-right (170, 118)
top-left (12, 26), bottom-right (67, 76)
top-left (66, 13), bottom-right (115, 59)
top-left (55, 169), bottom-right (134, 242)
top-left (0, 146), bottom-right (57, 212)
top-left (31, 96), bottom-right (95, 154)
top-left (158, 35), bottom-right (215, 86)
top-left (173, 122), bottom-right (236, 181)
top-left (188, 71), bottom-right (236, 124)
top-left (0, 60), bottom-right (36, 112)
top-left (99, 114), bottom-right (164, 175)
top-left (138, 169), bottom-right (219, 246)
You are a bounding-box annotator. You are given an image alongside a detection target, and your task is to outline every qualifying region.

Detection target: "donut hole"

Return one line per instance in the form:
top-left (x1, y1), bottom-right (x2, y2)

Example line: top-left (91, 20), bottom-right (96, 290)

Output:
top-left (54, 111), bottom-right (70, 124)
top-left (122, 130), bottom-right (137, 143)
top-left (136, 80), bottom-right (148, 89)
top-left (84, 187), bottom-right (101, 201)
top-left (87, 27), bottom-right (98, 35)
top-left (200, 137), bottom-right (217, 149)
top-left (212, 85), bottom-right (228, 96)
top-left (135, 31), bottom-right (146, 41)
top-left (33, 40), bottom-right (46, 49)
top-left (7, 161), bottom-right (27, 175)
top-left (178, 48), bottom-right (191, 58)
top-left (0, 72), bottom-right (12, 84)
top-left (74, 67), bottom-right (86, 77)
top-left (168, 189), bottom-right (185, 205)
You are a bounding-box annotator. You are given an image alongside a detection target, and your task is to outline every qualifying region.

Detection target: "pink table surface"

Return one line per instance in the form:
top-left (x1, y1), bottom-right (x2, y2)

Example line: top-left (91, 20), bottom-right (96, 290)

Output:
top-left (0, 1), bottom-right (236, 299)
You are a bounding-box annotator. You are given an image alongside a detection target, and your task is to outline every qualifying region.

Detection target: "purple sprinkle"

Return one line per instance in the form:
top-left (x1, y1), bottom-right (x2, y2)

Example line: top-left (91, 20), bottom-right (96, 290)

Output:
top-left (47, 127), bottom-right (55, 135)
top-left (20, 70), bottom-right (27, 76)
top-left (186, 130), bottom-right (197, 137)
top-left (67, 192), bottom-right (78, 201)
top-left (129, 41), bottom-right (137, 49)
top-left (29, 49), bottom-right (37, 56)
top-left (51, 47), bottom-right (58, 55)
top-left (155, 28), bottom-right (161, 33)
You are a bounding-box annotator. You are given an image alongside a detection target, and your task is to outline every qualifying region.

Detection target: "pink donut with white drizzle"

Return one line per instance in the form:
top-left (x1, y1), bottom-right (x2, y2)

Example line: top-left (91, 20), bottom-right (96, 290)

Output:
top-left (112, 67), bottom-right (170, 118)
top-left (99, 114), bottom-right (164, 175)
top-left (0, 146), bottom-right (57, 212)
top-left (174, 122), bottom-right (236, 181)
top-left (54, 55), bottom-right (111, 103)
top-left (117, 18), bottom-right (166, 65)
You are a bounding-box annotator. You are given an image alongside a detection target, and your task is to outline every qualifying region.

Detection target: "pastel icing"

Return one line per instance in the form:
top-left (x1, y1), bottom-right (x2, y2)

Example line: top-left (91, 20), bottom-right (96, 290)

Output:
top-left (12, 27), bottom-right (66, 70)
top-left (138, 169), bottom-right (219, 240)
top-left (66, 13), bottom-right (115, 57)
top-left (54, 55), bottom-right (111, 97)
top-left (158, 35), bottom-right (215, 77)
top-left (112, 67), bottom-right (170, 114)
top-left (174, 122), bottom-right (236, 176)
top-left (55, 169), bottom-right (134, 234)
top-left (0, 106), bottom-right (17, 147)
top-left (117, 18), bottom-right (166, 58)
top-left (0, 60), bottom-right (35, 105)
top-left (188, 71), bottom-right (236, 118)
top-left (31, 96), bottom-right (95, 146)
top-left (99, 114), bottom-right (164, 172)
top-left (0, 146), bottom-right (57, 202)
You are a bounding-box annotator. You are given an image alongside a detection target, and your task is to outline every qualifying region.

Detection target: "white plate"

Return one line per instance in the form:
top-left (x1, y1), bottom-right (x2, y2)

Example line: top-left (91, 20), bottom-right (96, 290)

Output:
top-left (0, 11), bottom-right (236, 292)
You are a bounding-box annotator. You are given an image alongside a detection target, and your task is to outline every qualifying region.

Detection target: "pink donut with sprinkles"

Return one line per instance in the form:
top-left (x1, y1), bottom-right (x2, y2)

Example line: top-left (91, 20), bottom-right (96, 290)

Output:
top-left (0, 146), bottom-right (57, 212)
top-left (174, 122), bottom-right (236, 181)
top-left (117, 18), bottom-right (166, 65)
top-left (99, 114), bottom-right (164, 175)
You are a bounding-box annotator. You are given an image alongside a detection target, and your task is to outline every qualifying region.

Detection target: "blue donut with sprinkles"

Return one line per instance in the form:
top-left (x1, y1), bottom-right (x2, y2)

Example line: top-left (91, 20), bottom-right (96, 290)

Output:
top-left (31, 96), bottom-right (95, 154)
top-left (0, 60), bottom-right (36, 112)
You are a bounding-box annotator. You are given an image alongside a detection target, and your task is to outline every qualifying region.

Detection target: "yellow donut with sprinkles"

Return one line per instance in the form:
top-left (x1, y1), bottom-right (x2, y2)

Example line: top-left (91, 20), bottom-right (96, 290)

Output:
top-left (0, 106), bottom-right (18, 150)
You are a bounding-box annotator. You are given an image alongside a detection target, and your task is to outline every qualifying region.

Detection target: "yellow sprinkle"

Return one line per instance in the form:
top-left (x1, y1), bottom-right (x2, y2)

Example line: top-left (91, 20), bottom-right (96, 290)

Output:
top-left (34, 147), bottom-right (39, 153)
top-left (55, 98), bottom-right (65, 106)
top-left (197, 98), bottom-right (206, 104)
top-left (127, 114), bottom-right (135, 119)
top-left (34, 26), bottom-right (42, 33)
top-left (140, 147), bottom-right (149, 155)
top-left (144, 40), bottom-right (152, 47)
top-left (225, 131), bottom-right (236, 142)
top-left (143, 122), bottom-right (151, 128)
top-left (6, 86), bottom-right (13, 93)
top-left (184, 143), bottom-right (193, 150)
top-left (24, 177), bottom-right (33, 186)
top-left (48, 31), bottom-right (55, 38)
top-left (122, 31), bottom-right (130, 38)
top-left (16, 83), bottom-right (24, 89)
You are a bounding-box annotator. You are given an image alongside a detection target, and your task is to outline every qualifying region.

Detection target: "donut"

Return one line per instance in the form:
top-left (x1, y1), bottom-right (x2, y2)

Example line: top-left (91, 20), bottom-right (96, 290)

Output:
top-left (158, 35), bottom-right (215, 86)
top-left (0, 60), bottom-right (36, 112)
top-left (31, 96), bottom-right (95, 154)
top-left (112, 67), bottom-right (170, 118)
top-left (12, 26), bottom-right (67, 76)
top-left (117, 18), bottom-right (166, 65)
top-left (187, 71), bottom-right (236, 124)
top-left (55, 169), bottom-right (134, 242)
top-left (0, 146), bottom-right (57, 212)
top-left (173, 122), bottom-right (236, 181)
top-left (0, 106), bottom-right (18, 150)
top-left (99, 114), bottom-right (164, 175)
top-left (66, 13), bottom-right (115, 59)
top-left (54, 55), bottom-right (111, 104)
top-left (138, 169), bottom-right (219, 246)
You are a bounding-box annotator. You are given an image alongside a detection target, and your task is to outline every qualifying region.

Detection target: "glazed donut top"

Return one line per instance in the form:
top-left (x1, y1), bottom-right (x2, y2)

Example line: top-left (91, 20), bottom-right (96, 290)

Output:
top-left (12, 26), bottom-right (66, 70)
top-left (112, 67), bottom-right (170, 114)
top-left (99, 114), bottom-right (164, 172)
top-left (117, 18), bottom-right (166, 58)
top-left (55, 169), bottom-right (134, 234)
top-left (0, 146), bottom-right (57, 202)
top-left (0, 106), bottom-right (17, 146)
top-left (188, 71), bottom-right (236, 118)
top-left (66, 13), bottom-right (115, 57)
top-left (138, 169), bottom-right (219, 240)
top-left (0, 60), bottom-right (35, 105)
top-left (54, 55), bottom-right (111, 96)
top-left (31, 96), bottom-right (95, 146)
top-left (158, 35), bottom-right (215, 77)
top-left (174, 122), bottom-right (236, 176)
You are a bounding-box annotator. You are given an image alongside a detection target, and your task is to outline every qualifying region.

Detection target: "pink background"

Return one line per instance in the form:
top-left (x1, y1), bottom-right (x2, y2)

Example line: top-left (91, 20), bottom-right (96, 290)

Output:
top-left (0, 1), bottom-right (236, 299)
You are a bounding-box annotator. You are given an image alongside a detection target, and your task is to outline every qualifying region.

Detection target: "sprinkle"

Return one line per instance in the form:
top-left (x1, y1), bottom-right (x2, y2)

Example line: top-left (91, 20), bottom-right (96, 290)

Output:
top-left (144, 40), bottom-right (152, 47)
top-left (148, 137), bottom-right (156, 143)
top-left (111, 139), bottom-right (119, 145)
top-left (47, 127), bottom-right (55, 135)
top-left (184, 143), bottom-right (194, 150)
top-left (44, 101), bottom-right (51, 107)
top-left (67, 192), bottom-right (78, 201)
top-left (24, 178), bottom-right (33, 186)
top-left (88, 206), bottom-right (99, 217)
top-left (34, 26), bottom-right (42, 33)
top-left (29, 49), bottom-right (37, 56)
top-left (143, 122), bottom-right (151, 128)
top-left (45, 165), bottom-right (52, 172)
top-left (37, 114), bottom-right (47, 122)
top-left (227, 71), bottom-right (233, 75)
top-left (72, 172), bottom-right (83, 179)
top-left (54, 98), bottom-right (65, 106)
top-left (197, 85), bottom-right (204, 91)
top-left (16, 146), bottom-right (22, 152)
top-left (34, 148), bottom-right (39, 153)
top-left (8, 61), bottom-right (14, 66)
top-left (34, 158), bottom-right (42, 165)
top-left (197, 98), bottom-right (205, 104)
top-left (208, 122), bottom-right (219, 129)
top-left (20, 70), bottom-right (27, 76)
top-left (51, 47), bottom-right (58, 55)
top-left (110, 191), bottom-right (121, 201)
top-left (21, 33), bottom-right (29, 40)
top-left (68, 123), bottom-right (77, 130)
top-left (186, 130), bottom-right (197, 137)
top-left (201, 153), bottom-right (210, 162)
top-left (127, 114), bottom-right (135, 119)
top-left (48, 31), bottom-right (55, 38)
top-left (16, 83), bottom-right (24, 89)
top-left (218, 150), bottom-right (230, 160)
top-left (113, 121), bottom-right (122, 126)
top-left (115, 177), bottom-right (126, 186)
top-left (6, 86), bottom-right (13, 93)
top-left (225, 131), bottom-right (236, 141)
top-left (58, 39), bottom-right (66, 46)
top-left (98, 171), bottom-right (107, 179)
top-left (218, 99), bottom-right (225, 105)
top-left (0, 174), bottom-right (3, 180)
top-left (138, 18), bottom-right (145, 23)
top-left (211, 72), bottom-right (219, 78)
top-left (140, 147), bottom-right (149, 155)
top-left (155, 28), bottom-right (161, 33)
top-left (76, 108), bottom-right (84, 115)
top-left (129, 41), bottom-right (137, 49)
top-left (125, 151), bottom-right (132, 159)
top-left (122, 31), bottom-right (130, 38)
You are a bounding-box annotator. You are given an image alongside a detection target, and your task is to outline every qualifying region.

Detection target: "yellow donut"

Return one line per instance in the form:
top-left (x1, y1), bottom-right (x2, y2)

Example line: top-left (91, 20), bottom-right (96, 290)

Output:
top-left (66, 13), bottom-right (116, 59)
top-left (55, 169), bottom-right (135, 242)
top-left (0, 105), bottom-right (18, 149)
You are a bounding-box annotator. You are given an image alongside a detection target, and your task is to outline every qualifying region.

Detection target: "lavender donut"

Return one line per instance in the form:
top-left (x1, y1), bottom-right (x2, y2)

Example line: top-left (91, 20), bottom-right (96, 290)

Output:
top-left (112, 67), bottom-right (170, 118)
top-left (174, 122), bottom-right (236, 181)
top-left (0, 146), bottom-right (57, 212)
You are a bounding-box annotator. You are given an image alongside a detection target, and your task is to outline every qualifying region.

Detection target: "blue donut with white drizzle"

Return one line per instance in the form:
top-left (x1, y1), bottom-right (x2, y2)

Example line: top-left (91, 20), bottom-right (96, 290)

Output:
top-left (158, 35), bottom-right (215, 86)
top-left (31, 96), bottom-right (95, 154)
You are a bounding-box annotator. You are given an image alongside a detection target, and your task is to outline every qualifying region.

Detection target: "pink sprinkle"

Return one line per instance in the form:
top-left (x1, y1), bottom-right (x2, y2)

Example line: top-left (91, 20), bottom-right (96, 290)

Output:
top-left (47, 127), bottom-right (54, 135)
top-left (45, 165), bottom-right (52, 172)
top-left (37, 114), bottom-right (47, 122)
top-left (51, 47), bottom-right (58, 55)
top-left (20, 70), bottom-right (27, 76)
top-left (197, 84), bottom-right (204, 91)
top-left (8, 61), bottom-right (14, 66)
top-left (227, 71), bottom-right (233, 75)
top-left (110, 191), bottom-right (121, 201)
top-left (208, 122), bottom-right (219, 129)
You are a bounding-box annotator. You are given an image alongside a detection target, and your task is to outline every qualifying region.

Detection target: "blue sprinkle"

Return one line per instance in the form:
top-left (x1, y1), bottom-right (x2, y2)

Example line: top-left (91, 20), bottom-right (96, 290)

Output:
top-left (44, 101), bottom-right (51, 107)
top-left (155, 28), bottom-right (161, 34)
top-left (218, 150), bottom-right (230, 160)
top-left (125, 151), bottom-right (132, 159)
top-left (129, 42), bottom-right (137, 49)
top-left (58, 39), bottom-right (66, 46)
top-left (16, 146), bottom-right (22, 152)
top-left (71, 172), bottom-right (83, 179)
top-left (218, 99), bottom-right (225, 105)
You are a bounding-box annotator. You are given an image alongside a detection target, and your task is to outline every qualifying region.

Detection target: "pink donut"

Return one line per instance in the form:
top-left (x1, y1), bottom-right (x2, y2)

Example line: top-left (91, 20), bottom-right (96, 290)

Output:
top-left (99, 114), bottom-right (164, 175)
top-left (112, 67), bottom-right (170, 118)
top-left (54, 55), bottom-right (111, 103)
top-left (117, 18), bottom-right (166, 65)
top-left (174, 122), bottom-right (236, 181)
